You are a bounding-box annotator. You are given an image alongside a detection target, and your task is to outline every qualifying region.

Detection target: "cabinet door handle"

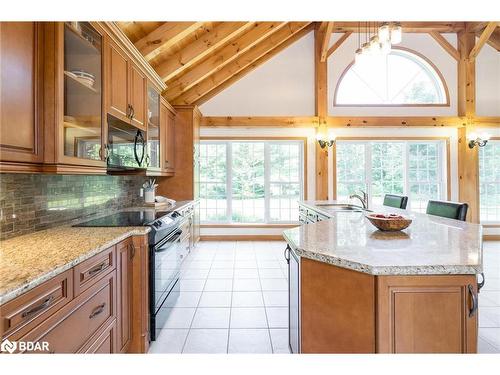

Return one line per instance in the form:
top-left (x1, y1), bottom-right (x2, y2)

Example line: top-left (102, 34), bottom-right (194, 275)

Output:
top-left (88, 262), bottom-right (106, 276)
top-left (21, 296), bottom-right (54, 318)
top-left (126, 104), bottom-right (131, 118)
top-left (89, 303), bottom-right (106, 319)
top-left (478, 272), bottom-right (485, 291)
top-left (130, 105), bottom-right (135, 120)
top-left (284, 245), bottom-right (291, 263)
top-left (468, 284), bottom-right (478, 318)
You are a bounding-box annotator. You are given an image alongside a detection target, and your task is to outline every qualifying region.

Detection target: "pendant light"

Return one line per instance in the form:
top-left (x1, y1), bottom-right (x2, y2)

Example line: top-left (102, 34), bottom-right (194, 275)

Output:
top-left (390, 22), bottom-right (402, 44)
top-left (354, 22), bottom-right (364, 66)
top-left (378, 22), bottom-right (391, 43)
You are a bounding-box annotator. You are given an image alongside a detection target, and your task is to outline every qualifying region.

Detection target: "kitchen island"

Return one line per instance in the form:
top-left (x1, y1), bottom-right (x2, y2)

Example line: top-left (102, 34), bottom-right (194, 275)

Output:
top-left (283, 201), bottom-right (483, 354)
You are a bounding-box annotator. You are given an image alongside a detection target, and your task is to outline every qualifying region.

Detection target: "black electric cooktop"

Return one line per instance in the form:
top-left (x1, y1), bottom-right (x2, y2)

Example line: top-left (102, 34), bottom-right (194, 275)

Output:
top-left (74, 210), bottom-right (171, 227)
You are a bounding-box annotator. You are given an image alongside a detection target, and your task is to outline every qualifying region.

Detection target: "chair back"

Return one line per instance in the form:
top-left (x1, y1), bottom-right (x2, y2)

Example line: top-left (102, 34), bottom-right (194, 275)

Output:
top-left (383, 194), bottom-right (408, 209)
top-left (426, 200), bottom-right (468, 221)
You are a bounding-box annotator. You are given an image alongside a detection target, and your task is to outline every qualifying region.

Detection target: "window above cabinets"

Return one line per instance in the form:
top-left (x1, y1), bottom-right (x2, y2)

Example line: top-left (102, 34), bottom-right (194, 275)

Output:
top-left (479, 139), bottom-right (500, 224)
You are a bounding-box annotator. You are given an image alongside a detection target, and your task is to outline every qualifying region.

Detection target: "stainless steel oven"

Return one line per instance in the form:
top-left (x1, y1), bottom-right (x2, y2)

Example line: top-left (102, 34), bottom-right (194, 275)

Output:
top-left (106, 114), bottom-right (146, 170)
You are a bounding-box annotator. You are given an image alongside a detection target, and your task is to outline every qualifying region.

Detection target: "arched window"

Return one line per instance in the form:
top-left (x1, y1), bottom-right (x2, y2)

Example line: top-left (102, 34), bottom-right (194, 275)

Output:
top-left (334, 48), bottom-right (449, 106)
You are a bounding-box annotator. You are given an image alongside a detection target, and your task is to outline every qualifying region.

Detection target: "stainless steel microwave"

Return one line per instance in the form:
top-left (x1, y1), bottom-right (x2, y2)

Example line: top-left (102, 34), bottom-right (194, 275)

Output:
top-left (106, 115), bottom-right (146, 170)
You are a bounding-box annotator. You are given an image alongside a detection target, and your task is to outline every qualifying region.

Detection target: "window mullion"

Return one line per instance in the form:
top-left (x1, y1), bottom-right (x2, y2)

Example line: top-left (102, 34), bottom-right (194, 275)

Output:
top-left (264, 142), bottom-right (270, 223)
top-left (365, 143), bottom-right (372, 206)
top-left (404, 142), bottom-right (410, 207)
top-left (226, 142), bottom-right (232, 223)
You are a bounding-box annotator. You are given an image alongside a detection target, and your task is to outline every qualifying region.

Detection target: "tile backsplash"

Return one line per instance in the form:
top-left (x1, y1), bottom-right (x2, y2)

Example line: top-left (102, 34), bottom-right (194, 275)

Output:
top-left (0, 174), bottom-right (145, 239)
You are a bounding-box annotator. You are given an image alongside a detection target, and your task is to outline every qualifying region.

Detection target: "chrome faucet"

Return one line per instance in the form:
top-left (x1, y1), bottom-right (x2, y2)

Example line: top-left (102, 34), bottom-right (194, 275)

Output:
top-left (349, 190), bottom-right (368, 209)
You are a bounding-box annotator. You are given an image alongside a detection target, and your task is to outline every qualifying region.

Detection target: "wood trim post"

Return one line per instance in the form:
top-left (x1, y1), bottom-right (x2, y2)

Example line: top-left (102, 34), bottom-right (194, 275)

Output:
top-left (315, 23), bottom-right (329, 201)
top-left (457, 29), bottom-right (479, 223)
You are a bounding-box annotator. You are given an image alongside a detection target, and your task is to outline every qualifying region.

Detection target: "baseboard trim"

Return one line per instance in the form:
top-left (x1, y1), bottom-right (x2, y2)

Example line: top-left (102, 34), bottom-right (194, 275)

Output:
top-left (483, 235), bottom-right (500, 241)
top-left (200, 235), bottom-right (284, 241)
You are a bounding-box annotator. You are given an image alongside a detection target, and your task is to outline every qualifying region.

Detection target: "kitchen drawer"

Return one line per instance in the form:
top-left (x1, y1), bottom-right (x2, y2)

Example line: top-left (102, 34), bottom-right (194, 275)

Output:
top-left (1, 270), bottom-right (73, 338)
top-left (74, 246), bottom-right (116, 296)
top-left (299, 206), bottom-right (307, 215)
top-left (78, 319), bottom-right (117, 354)
top-left (20, 271), bottom-right (116, 353)
top-left (299, 214), bottom-right (307, 224)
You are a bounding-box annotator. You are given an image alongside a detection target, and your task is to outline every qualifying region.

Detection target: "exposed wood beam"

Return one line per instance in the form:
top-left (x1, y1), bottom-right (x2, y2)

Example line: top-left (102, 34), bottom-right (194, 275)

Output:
top-left (457, 29), bottom-right (479, 223)
top-left (429, 32), bottom-right (459, 61)
top-left (473, 116), bottom-right (500, 127)
top-left (486, 32), bottom-right (500, 51)
top-left (135, 22), bottom-right (203, 61)
top-left (331, 22), bottom-right (465, 33)
top-left (327, 32), bottom-right (352, 57)
top-left (154, 22), bottom-right (253, 82)
top-left (201, 116), bottom-right (319, 127)
top-left (469, 22), bottom-right (498, 60)
top-left (165, 22), bottom-right (285, 102)
top-left (193, 24), bottom-right (314, 106)
top-left (326, 116), bottom-right (468, 127)
top-left (320, 22), bottom-right (335, 62)
top-left (314, 23), bottom-right (329, 201)
top-left (200, 116), bottom-right (469, 128)
top-left (171, 22), bottom-right (311, 105)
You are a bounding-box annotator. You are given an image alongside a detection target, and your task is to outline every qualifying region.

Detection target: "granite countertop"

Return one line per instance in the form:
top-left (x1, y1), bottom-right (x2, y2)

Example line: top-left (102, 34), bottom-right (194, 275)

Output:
top-left (0, 200), bottom-right (196, 305)
top-left (283, 200), bottom-right (483, 276)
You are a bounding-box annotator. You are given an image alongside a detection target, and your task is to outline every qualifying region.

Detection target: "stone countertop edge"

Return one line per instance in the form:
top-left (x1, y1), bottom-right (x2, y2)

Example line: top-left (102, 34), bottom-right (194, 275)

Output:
top-left (0, 228), bottom-right (150, 306)
top-left (283, 201), bottom-right (483, 276)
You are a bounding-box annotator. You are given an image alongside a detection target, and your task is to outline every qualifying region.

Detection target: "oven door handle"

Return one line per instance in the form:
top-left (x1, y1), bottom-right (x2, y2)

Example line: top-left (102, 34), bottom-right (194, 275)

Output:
top-left (154, 230), bottom-right (182, 253)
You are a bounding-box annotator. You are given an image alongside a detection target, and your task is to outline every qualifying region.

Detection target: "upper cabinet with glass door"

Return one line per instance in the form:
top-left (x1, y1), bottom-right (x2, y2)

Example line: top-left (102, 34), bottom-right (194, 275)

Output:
top-left (146, 84), bottom-right (161, 173)
top-left (62, 22), bottom-right (105, 167)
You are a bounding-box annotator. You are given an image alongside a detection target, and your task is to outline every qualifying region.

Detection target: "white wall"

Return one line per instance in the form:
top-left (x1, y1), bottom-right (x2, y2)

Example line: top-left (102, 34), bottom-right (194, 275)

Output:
top-left (200, 31), bottom-right (315, 116)
top-left (476, 42), bottom-right (500, 117)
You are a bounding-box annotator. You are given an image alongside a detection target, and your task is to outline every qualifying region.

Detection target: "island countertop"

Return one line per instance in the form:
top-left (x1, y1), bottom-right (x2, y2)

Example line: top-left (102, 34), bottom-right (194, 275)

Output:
top-left (283, 200), bottom-right (483, 276)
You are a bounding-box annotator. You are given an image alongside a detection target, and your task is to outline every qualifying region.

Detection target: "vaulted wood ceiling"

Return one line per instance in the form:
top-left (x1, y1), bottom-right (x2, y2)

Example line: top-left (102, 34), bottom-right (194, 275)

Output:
top-left (117, 21), bottom-right (499, 106)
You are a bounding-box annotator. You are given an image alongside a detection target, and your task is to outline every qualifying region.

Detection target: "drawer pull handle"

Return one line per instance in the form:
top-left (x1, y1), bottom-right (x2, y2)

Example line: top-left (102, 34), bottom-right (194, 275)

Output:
top-left (22, 296), bottom-right (54, 318)
top-left (88, 263), bottom-right (106, 276)
top-left (89, 303), bottom-right (106, 319)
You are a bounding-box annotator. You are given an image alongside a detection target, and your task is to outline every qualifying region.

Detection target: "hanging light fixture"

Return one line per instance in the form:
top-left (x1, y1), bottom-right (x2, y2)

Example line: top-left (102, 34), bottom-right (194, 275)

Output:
top-left (390, 22), bottom-right (402, 44)
top-left (353, 21), bottom-right (402, 62)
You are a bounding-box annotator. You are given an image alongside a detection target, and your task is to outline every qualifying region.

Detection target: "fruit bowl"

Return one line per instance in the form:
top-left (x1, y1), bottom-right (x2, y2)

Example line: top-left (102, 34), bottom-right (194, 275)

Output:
top-left (365, 213), bottom-right (412, 232)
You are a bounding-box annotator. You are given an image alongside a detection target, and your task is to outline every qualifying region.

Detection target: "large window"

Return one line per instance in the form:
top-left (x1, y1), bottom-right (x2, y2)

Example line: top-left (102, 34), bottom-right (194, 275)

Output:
top-left (479, 140), bottom-right (500, 223)
top-left (335, 49), bottom-right (448, 106)
top-left (200, 140), bottom-right (305, 223)
top-left (336, 140), bottom-right (447, 212)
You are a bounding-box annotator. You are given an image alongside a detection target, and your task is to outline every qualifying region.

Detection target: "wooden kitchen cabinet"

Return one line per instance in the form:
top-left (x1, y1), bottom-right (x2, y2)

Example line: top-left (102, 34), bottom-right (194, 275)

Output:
top-left (129, 64), bottom-right (147, 130)
top-left (105, 38), bottom-right (146, 131)
top-left (161, 98), bottom-right (176, 175)
top-left (106, 39), bottom-right (129, 122)
top-left (0, 235), bottom-right (150, 354)
top-left (116, 239), bottom-right (133, 353)
top-left (0, 22), bottom-right (44, 171)
top-left (377, 275), bottom-right (478, 353)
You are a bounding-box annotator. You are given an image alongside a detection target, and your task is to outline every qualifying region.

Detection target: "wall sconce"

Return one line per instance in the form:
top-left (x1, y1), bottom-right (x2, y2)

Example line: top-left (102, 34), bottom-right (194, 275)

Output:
top-left (316, 128), bottom-right (336, 149)
top-left (468, 132), bottom-right (491, 149)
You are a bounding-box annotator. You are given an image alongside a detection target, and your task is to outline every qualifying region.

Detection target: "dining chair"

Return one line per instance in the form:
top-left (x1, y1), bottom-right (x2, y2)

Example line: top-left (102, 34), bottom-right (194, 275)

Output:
top-left (383, 194), bottom-right (408, 209)
top-left (426, 200), bottom-right (468, 221)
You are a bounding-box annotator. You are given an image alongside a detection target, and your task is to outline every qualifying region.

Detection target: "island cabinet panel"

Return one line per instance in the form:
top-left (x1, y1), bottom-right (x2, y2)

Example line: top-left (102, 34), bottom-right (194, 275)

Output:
top-left (377, 275), bottom-right (478, 353)
top-left (79, 319), bottom-right (117, 354)
top-left (299, 258), bottom-right (376, 353)
top-left (0, 22), bottom-right (44, 167)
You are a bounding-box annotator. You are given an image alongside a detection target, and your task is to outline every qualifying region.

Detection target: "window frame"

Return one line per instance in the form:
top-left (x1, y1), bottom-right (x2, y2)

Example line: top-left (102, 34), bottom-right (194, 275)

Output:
top-left (479, 137), bottom-right (500, 225)
top-left (199, 137), bottom-right (307, 225)
top-left (334, 137), bottom-right (450, 211)
top-left (333, 47), bottom-right (450, 107)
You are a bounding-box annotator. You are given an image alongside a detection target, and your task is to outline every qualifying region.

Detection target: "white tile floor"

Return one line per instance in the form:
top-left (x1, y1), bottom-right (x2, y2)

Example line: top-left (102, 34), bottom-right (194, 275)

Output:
top-left (149, 240), bottom-right (500, 354)
top-left (478, 241), bottom-right (500, 353)
top-left (149, 240), bottom-right (290, 354)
